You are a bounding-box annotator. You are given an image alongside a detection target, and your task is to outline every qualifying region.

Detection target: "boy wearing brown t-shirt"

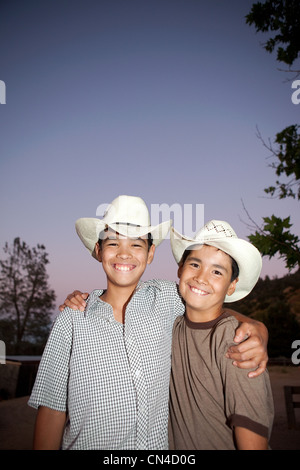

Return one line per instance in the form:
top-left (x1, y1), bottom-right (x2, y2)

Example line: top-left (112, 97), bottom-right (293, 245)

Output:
top-left (168, 220), bottom-right (274, 450)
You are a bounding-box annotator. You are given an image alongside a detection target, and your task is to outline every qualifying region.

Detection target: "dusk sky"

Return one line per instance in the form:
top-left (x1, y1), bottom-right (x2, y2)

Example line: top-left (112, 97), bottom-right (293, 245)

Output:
top-left (0, 0), bottom-right (299, 311)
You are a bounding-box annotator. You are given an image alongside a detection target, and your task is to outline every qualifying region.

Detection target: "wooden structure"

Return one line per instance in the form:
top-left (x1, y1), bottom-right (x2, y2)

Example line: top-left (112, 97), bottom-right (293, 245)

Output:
top-left (284, 385), bottom-right (300, 429)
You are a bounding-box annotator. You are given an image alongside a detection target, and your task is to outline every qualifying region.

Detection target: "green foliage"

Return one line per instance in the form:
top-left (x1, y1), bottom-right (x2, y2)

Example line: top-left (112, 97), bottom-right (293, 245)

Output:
top-left (0, 238), bottom-right (56, 354)
top-left (249, 125), bottom-right (300, 268)
top-left (262, 300), bottom-right (300, 357)
top-left (248, 215), bottom-right (300, 270)
top-left (226, 270), bottom-right (300, 358)
top-left (245, 124), bottom-right (300, 268)
top-left (245, 3), bottom-right (300, 271)
top-left (244, 2), bottom-right (300, 356)
top-left (264, 125), bottom-right (300, 200)
top-left (246, 0), bottom-right (300, 66)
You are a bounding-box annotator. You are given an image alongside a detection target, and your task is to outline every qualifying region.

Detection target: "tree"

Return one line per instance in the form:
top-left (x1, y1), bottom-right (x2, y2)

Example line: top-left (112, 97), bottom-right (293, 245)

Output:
top-left (254, 300), bottom-right (300, 358)
top-left (245, 1), bottom-right (300, 271)
top-left (242, 124), bottom-right (300, 270)
top-left (246, 0), bottom-right (300, 74)
top-left (0, 238), bottom-right (56, 354)
top-left (225, 271), bottom-right (300, 357)
top-left (244, 212), bottom-right (300, 271)
top-left (258, 125), bottom-right (300, 200)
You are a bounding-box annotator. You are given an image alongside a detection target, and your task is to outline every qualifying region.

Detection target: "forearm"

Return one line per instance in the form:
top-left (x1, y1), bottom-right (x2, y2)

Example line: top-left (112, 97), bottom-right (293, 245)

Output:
top-left (226, 308), bottom-right (248, 323)
top-left (234, 426), bottom-right (268, 450)
top-left (226, 308), bottom-right (265, 331)
top-left (33, 406), bottom-right (67, 450)
top-left (225, 308), bottom-right (269, 377)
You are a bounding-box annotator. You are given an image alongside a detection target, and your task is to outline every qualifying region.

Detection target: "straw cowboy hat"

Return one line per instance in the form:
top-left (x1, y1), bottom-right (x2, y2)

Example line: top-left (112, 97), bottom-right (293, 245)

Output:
top-left (170, 220), bottom-right (262, 302)
top-left (76, 195), bottom-right (171, 259)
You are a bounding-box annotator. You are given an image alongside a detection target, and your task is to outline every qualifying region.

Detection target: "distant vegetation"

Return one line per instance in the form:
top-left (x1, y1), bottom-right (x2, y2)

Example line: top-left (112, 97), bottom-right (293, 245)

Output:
top-left (243, 0), bottom-right (300, 359)
top-left (0, 238), bottom-right (56, 355)
top-left (244, 1), bottom-right (300, 275)
top-left (225, 270), bottom-right (300, 358)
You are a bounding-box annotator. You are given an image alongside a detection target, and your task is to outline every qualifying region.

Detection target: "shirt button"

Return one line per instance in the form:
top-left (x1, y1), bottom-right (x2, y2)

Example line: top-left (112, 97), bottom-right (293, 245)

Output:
top-left (135, 370), bottom-right (141, 378)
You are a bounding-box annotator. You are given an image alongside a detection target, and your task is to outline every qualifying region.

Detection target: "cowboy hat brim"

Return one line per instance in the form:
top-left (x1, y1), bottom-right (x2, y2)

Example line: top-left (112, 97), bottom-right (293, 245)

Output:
top-left (76, 218), bottom-right (172, 259)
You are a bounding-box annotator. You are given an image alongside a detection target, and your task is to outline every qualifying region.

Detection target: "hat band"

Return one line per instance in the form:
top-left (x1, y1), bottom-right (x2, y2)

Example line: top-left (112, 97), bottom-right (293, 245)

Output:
top-left (98, 222), bottom-right (152, 240)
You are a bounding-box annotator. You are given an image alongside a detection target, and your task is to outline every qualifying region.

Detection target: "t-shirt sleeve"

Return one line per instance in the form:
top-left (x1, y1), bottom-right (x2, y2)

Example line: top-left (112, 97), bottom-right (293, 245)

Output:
top-left (28, 310), bottom-right (73, 412)
top-left (218, 318), bottom-right (274, 439)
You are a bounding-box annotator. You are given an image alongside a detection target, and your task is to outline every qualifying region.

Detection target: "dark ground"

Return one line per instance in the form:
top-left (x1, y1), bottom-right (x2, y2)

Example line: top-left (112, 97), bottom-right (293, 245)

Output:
top-left (0, 365), bottom-right (299, 451)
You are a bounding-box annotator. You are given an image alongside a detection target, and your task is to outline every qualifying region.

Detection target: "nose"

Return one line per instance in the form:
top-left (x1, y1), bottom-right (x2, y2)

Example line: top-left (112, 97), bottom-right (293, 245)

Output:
top-left (116, 245), bottom-right (132, 259)
top-left (193, 268), bottom-right (208, 285)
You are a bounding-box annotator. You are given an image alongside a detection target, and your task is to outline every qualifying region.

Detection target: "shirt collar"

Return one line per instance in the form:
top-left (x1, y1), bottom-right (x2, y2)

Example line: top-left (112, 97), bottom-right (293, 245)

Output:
top-left (84, 289), bottom-right (107, 317)
top-left (84, 280), bottom-right (162, 317)
top-left (135, 278), bottom-right (163, 293)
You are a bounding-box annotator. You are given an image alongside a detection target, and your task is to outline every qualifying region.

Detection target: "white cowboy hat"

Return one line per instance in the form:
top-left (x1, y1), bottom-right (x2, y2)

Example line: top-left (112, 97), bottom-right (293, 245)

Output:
top-left (170, 220), bottom-right (262, 302)
top-left (76, 195), bottom-right (172, 259)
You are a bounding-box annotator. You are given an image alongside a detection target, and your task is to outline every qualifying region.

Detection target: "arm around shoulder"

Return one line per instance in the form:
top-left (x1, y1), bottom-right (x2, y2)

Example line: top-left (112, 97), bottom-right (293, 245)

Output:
top-left (59, 290), bottom-right (89, 312)
top-left (225, 308), bottom-right (269, 377)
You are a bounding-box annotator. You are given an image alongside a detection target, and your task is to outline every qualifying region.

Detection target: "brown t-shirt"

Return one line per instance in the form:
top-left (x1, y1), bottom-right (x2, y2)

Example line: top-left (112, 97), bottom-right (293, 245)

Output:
top-left (168, 312), bottom-right (274, 450)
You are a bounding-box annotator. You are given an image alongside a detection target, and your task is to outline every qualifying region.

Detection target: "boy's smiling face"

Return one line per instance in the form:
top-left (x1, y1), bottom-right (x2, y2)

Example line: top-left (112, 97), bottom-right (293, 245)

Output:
top-left (178, 244), bottom-right (238, 322)
top-left (95, 229), bottom-right (155, 291)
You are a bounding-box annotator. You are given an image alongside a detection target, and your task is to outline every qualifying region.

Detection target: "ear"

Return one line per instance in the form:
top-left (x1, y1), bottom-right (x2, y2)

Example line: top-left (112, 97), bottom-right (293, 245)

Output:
top-left (147, 244), bottom-right (155, 265)
top-left (94, 242), bottom-right (102, 263)
top-left (177, 263), bottom-right (183, 279)
top-left (227, 278), bottom-right (238, 297)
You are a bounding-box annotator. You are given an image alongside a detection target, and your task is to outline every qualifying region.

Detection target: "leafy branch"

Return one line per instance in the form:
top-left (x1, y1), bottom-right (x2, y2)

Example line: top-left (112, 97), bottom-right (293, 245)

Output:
top-left (241, 201), bottom-right (300, 271)
top-left (256, 125), bottom-right (300, 200)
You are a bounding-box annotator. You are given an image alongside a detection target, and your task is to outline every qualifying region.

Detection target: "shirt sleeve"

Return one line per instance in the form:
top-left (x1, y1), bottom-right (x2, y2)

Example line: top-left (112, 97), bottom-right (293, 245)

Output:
top-left (171, 281), bottom-right (185, 318)
top-left (218, 318), bottom-right (274, 439)
top-left (28, 310), bottom-right (74, 412)
top-left (152, 279), bottom-right (185, 320)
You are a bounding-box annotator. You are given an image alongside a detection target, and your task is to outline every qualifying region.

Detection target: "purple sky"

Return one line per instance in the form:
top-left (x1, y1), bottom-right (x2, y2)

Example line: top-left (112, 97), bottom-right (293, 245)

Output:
top-left (0, 0), bottom-right (299, 311)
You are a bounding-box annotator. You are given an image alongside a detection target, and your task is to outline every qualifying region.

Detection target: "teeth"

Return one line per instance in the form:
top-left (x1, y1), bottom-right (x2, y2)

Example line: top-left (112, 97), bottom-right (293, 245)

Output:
top-left (190, 286), bottom-right (208, 295)
top-left (114, 264), bottom-right (134, 272)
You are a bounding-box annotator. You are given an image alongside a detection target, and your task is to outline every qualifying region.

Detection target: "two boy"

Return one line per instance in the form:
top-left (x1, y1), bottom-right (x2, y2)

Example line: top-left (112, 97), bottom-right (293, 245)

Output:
top-left (29, 195), bottom-right (269, 449)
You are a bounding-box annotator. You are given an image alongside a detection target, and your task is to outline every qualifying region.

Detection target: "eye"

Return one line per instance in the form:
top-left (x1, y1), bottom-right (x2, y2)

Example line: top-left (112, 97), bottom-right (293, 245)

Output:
top-left (190, 262), bottom-right (200, 268)
top-left (213, 270), bottom-right (223, 276)
top-left (132, 240), bottom-right (146, 248)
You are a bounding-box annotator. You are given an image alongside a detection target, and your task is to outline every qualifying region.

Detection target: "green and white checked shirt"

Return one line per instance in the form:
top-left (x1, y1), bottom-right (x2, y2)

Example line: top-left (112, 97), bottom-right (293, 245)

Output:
top-left (28, 279), bottom-right (184, 450)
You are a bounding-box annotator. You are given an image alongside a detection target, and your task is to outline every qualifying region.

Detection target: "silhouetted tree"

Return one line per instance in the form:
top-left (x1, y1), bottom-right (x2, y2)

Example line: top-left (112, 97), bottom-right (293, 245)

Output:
top-left (258, 125), bottom-right (300, 201)
top-left (256, 301), bottom-right (300, 358)
top-left (0, 238), bottom-right (56, 354)
top-left (246, 0), bottom-right (300, 72)
top-left (245, 1), bottom-right (300, 271)
top-left (225, 271), bottom-right (300, 357)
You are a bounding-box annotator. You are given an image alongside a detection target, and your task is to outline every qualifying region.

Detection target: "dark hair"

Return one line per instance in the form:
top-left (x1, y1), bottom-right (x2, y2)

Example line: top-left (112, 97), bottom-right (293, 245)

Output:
top-left (147, 232), bottom-right (153, 249)
top-left (98, 226), bottom-right (153, 251)
top-left (230, 257), bottom-right (239, 282)
top-left (180, 244), bottom-right (239, 282)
